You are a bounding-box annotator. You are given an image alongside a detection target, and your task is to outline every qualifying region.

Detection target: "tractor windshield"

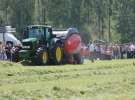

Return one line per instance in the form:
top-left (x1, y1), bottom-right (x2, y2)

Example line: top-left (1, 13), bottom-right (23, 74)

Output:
top-left (28, 27), bottom-right (44, 39)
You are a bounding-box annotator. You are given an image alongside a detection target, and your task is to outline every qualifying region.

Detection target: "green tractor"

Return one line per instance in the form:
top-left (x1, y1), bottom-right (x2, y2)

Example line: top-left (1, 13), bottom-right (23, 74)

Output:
top-left (19, 25), bottom-right (64, 65)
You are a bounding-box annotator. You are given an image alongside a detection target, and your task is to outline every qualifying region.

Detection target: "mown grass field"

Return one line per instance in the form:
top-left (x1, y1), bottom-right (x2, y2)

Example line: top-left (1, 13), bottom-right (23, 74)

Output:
top-left (0, 59), bottom-right (135, 100)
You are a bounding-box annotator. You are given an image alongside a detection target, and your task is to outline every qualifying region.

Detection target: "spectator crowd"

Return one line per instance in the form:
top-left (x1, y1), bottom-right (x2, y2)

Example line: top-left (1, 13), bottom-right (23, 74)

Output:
top-left (88, 42), bottom-right (135, 62)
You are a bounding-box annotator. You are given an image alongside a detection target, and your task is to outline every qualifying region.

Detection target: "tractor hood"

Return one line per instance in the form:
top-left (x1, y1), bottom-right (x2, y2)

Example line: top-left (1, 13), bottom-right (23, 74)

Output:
top-left (22, 38), bottom-right (38, 43)
top-left (21, 38), bottom-right (38, 50)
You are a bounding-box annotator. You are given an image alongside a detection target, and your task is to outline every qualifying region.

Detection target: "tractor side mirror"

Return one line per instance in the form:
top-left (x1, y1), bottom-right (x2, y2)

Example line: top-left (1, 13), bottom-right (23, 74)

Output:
top-left (48, 28), bottom-right (52, 34)
top-left (48, 28), bottom-right (56, 38)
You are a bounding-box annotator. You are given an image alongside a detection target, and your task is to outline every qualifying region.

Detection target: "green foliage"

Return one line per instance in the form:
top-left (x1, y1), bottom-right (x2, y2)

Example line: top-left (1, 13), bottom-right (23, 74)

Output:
top-left (116, 0), bottom-right (135, 43)
top-left (0, 0), bottom-right (134, 43)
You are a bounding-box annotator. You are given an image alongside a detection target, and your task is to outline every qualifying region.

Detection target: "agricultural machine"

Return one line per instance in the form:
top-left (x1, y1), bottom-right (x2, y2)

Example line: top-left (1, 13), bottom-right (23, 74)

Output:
top-left (14, 25), bottom-right (85, 65)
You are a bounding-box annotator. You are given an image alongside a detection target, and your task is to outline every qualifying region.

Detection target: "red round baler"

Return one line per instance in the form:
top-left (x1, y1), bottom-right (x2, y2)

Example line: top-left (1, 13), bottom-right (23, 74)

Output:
top-left (64, 34), bottom-right (81, 55)
top-left (64, 30), bottom-right (84, 64)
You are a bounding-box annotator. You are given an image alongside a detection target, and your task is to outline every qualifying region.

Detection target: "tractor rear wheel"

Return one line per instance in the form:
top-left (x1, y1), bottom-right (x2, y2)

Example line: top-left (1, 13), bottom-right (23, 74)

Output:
top-left (34, 48), bottom-right (49, 65)
top-left (54, 43), bottom-right (63, 64)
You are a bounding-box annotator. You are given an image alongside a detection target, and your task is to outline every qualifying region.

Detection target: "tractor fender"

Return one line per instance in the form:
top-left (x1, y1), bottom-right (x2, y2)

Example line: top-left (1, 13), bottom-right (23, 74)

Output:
top-left (35, 47), bottom-right (44, 55)
top-left (35, 46), bottom-right (48, 53)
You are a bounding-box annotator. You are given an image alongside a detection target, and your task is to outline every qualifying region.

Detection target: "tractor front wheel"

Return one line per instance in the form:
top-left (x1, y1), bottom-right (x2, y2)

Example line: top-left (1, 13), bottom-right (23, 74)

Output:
top-left (34, 48), bottom-right (49, 65)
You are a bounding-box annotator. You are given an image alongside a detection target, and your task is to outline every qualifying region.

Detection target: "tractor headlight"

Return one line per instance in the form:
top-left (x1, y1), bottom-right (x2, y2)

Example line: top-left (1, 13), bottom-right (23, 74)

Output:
top-left (22, 42), bottom-right (32, 50)
top-left (22, 46), bottom-right (31, 49)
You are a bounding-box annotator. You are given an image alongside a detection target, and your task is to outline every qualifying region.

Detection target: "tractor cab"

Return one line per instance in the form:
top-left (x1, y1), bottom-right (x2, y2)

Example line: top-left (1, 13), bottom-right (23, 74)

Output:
top-left (19, 25), bottom-right (54, 61)
top-left (21, 25), bottom-right (55, 50)
top-left (23, 25), bottom-right (53, 43)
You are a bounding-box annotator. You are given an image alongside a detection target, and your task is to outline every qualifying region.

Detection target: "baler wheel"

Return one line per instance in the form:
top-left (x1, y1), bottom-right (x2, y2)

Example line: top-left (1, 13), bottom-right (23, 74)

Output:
top-left (74, 54), bottom-right (84, 64)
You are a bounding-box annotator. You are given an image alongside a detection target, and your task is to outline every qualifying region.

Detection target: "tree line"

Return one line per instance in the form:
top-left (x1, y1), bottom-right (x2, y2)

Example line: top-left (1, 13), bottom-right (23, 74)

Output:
top-left (0, 0), bottom-right (134, 43)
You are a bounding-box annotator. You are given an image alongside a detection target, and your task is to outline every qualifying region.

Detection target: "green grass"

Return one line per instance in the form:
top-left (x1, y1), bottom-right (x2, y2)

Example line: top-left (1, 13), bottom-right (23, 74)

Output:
top-left (0, 59), bottom-right (135, 100)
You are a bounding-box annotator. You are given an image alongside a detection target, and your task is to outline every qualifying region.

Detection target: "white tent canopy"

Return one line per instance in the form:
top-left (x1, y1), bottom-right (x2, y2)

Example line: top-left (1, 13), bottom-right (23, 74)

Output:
top-left (0, 26), bottom-right (21, 46)
top-left (0, 32), bottom-right (22, 46)
top-left (4, 33), bottom-right (21, 45)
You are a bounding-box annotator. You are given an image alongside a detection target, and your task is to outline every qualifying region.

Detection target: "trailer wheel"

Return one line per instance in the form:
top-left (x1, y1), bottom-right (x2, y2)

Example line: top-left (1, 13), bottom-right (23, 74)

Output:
top-left (54, 43), bottom-right (63, 64)
top-left (34, 48), bottom-right (49, 65)
top-left (74, 54), bottom-right (84, 64)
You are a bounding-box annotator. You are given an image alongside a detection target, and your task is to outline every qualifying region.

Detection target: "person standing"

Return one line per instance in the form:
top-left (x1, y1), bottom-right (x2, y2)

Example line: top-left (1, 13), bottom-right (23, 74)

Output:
top-left (5, 42), bottom-right (13, 61)
top-left (0, 41), bottom-right (3, 60)
top-left (0, 42), bottom-right (7, 60)
top-left (130, 43), bottom-right (135, 58)
top-left (89, 42), bottom-right (96, 62)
